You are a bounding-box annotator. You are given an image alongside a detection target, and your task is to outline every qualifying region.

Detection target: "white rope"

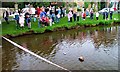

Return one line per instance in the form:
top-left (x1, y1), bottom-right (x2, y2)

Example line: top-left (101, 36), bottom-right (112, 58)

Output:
top-left (2, 36), bottom-right (70, 72)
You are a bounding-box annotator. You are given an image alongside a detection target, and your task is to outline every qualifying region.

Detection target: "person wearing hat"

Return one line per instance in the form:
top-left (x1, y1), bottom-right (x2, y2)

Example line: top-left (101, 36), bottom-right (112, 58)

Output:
top-left (3, 9), bottom-right (9, 24)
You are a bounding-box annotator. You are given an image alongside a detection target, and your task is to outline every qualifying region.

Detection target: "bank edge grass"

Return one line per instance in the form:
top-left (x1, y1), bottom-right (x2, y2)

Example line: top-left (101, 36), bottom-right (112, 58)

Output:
top-left (2, 13), bottom-right (119, 36)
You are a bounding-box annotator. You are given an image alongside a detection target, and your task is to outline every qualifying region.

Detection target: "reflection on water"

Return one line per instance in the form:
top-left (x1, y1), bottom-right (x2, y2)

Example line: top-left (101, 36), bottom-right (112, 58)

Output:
top-left (2, 26), bottom-right (118, 70)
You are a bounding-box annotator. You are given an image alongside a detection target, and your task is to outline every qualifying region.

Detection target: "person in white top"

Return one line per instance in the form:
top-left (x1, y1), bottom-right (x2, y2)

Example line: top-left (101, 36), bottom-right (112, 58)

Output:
top-left (49, 18), bottom-right (52, 26)
top-left (68, 10), bottom-right (73, 22)
top-left (19, 14), bottom-right (25, 29)
top-left (96, 12), bottom-right (99, 20)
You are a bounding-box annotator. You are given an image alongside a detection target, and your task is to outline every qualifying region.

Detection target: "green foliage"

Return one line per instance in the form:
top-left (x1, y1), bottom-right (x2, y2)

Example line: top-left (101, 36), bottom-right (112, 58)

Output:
top-left (62, 2), bottom-right (65, 7)
top-left (18, 2), bottom-right (25, 9)
top-left (2, 2), bottom-right (15, 8)
top-left (77, 8), bottom-right (81, 11)
top-left (69, 4), bottom-right (72, 7)
top-left (33, 2), bottom-right (50, 8)
top-left (84, 2), bottom-right (90, 8)
top-left (73, 2), bottom-right (77, 7)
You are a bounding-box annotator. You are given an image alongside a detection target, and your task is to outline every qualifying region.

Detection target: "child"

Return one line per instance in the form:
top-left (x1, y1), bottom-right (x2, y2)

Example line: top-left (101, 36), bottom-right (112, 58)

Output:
top-left (34, 14), bottom-right (37, 22)
top-left (83, 12), bottom-right (86, 20)
top-left (27, 15), bottom-right (31, 29)
top-left (68, 10), bottom-right (73, 22)
top-left (56, 13), bottom-right (60, 23)
top-left (67, 11), bottom-right (70, 22)
top-left (96, 12), bottom-right (99, 20)
top-left (19, 14), bottom-right (24, 29)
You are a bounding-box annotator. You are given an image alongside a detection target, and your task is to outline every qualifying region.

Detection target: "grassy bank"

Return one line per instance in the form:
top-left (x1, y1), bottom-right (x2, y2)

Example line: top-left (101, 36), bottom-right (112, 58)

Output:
top-left (2, 13), bottom-right (120, 37)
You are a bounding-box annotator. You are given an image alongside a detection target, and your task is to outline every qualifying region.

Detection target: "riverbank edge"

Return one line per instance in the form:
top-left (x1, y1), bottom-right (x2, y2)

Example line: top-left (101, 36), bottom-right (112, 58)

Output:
top-left (3, 20), bottom-right (120, 38)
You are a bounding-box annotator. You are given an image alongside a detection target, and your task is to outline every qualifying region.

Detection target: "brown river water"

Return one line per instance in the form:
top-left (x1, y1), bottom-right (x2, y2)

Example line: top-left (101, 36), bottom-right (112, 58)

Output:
top-left (2, 25), bottom-right (119, 71)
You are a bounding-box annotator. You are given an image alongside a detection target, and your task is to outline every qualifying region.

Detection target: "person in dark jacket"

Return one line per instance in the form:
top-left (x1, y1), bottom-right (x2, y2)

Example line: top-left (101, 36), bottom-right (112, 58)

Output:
top-left (73, 11), bottom-right (77, 21)
top-left (25, 12), bottom-right (30, 26)
top-left (26, 15), bottom-right (31, 29)
top-left (14, 10), bottom-right (19, 29)
top-left (3, 9), bottom-right (9, 24)
top-left (106, 12), bottom-right (108, 20)
top-left (103, 12), bottom-right (105, 20)
top-left (110, 11), bottom-right (113, 20)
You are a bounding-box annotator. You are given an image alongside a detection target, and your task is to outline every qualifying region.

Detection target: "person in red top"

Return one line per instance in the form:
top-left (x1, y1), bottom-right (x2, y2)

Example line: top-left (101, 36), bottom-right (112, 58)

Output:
top-left (41, 16), bottom-right (49, 26)
top-left (83, 12), bottom-right (86, 20)
top-left (36, 6), bottom-right (42, 17)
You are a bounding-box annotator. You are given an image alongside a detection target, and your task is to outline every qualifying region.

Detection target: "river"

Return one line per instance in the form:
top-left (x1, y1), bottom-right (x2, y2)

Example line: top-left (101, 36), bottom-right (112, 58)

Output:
top-left (2, 25), bottom-right (119, 71)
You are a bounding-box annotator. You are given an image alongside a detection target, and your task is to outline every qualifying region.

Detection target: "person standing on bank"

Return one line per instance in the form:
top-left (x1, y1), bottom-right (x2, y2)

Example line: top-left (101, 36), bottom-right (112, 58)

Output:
top-left (68, 10), bottom-right (73, 22)
top-left (25, 10), bottom-right (30, 26)
top-left (90, 9), bottom-right (94, 20)
top-left (14, 10), bottom-right (19, 29)
top-left (96, 12), bottom-right (99, 20)
top-left (73, 11), bottom-right (77, 22)
top-left (77, 11), bottom-right (80, 21)
top-left (110, 11), bottom-right (113, 20)
top-left (3, 9), bottom-right (9, 24)
top-left (19, 14), bottom-right (25, 29)
top-left (26, 15), bottom-right (31, 29)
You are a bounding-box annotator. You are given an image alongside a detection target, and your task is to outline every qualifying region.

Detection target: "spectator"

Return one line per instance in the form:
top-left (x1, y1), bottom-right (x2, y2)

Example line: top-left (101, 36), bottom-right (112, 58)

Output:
top-left (25, 11), bottom-right (30, 26)
top-left (18, 9), bottom-right (21, 15)
top-left (83, 12), bottom-right (86, 20)
top-left (105, 10), bottom-right (108, 20)
top-left (19, 14), bottom-right (24, 29)
top-left (49, 17), bottom-right (52, 26)
top-left (56, 7), bottom-right (61, 23)
top-left (51, 12), bottom-right (55, 24)
top-left (62, 7), bottom-right (65, 17)
top-left (77, 11), bottom-right (80, 21)
top-left (41, 15), bottom-right (49, 26)
top-left (68, 10), bottom-right (73, 22)
top-left (110, 11), bottom-right (113, 20)
top-left (34, 14), bottom-right (37, 22)
top-left (60, 6), bottom-right (63, 18)
top-left (3, 9), bottom-right (9, 24)
top-left (103, 11), bottom-right (105, 20)
top-left (26, 15), bottom-right (31, 29)
top-left (38, 9), bottom-right (46, 27)
top-left (56, 12), bottom-right (60, 23)
top-left (14, 10), bottom-right (19, 29)
top-left (96, 12), bottom-right (99, 20)
top-left (106, 11), bottom-right (108, 20)
top-left (90, 10), bottom-right (94, 19)
top-left (73, 11), bottom-right (77, 22)
top-left (36, 6), bottom-right (42, 17)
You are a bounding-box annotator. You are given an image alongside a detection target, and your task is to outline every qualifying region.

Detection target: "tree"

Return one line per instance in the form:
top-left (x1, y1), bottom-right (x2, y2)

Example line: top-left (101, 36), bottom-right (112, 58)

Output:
top-left (33, 2), bottom-right (50, 8)
top-left (2, 2), bottom-right (15, 8)
top-left (84, 2), bottom-right (90, 8)
top-left (73, 2), bottom-right (77, 7)
top-left (18, 2), bottom-right (25, 9)
top-left (100, 2), bottom-right (106, 9)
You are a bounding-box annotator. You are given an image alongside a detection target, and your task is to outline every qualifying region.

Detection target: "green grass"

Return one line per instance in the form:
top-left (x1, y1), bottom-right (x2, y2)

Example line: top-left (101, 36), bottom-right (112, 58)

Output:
top-left (2, 13), bottom-right (120, 36)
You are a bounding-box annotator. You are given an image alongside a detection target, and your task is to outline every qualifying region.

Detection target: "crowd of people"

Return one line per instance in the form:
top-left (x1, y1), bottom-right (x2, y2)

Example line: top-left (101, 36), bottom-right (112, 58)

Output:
top-left (3, 5), bottom-right (114, 29)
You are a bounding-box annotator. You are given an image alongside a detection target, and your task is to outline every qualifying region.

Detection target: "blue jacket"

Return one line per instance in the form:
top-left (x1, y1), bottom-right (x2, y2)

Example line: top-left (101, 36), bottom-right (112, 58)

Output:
top-left (14, 15), bottom-right (19, 20)
top-left (40, 11), bottom-right (46, 18)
